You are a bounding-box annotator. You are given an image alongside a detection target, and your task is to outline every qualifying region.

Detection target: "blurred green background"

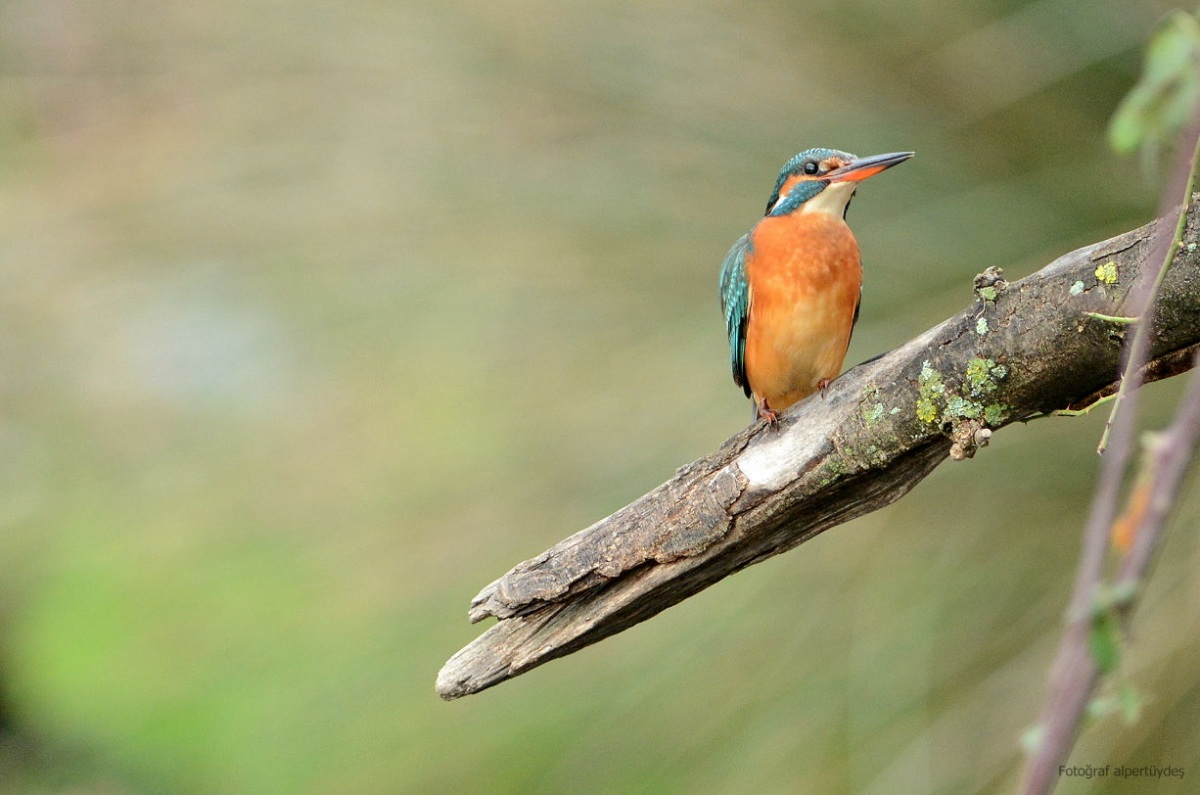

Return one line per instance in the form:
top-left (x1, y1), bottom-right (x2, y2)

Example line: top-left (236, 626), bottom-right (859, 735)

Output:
top-left (2, 1), bottom-right (1199, 792)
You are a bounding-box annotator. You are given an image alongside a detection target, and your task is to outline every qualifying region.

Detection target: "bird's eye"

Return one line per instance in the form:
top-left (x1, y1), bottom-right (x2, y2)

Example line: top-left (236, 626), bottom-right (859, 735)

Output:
top-left (803, 161), bottom-right (820, 175)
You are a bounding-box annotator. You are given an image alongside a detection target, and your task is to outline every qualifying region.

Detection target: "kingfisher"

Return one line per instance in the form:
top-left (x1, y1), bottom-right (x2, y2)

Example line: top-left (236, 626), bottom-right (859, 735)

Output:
top-left (719, 148), bottom-right (913, 423)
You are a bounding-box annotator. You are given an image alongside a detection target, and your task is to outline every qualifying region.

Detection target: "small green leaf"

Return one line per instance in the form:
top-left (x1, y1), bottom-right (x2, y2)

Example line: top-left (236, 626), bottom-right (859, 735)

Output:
top-left (1118, 681), bottom-right (1143, 724)
top-left (1087, 694), bottom-right (1115, 719)
top-left (1143, 12), bottom-right (1200, 88)
top-left (1108, 10), bottom-right (1200, 155)
top-left (1093, 581), bottom-right (1138, 611)
top-left (1020, 724), bottom-right (1045, 754)
top-left (1089, 611), bottom-right (1121, 674)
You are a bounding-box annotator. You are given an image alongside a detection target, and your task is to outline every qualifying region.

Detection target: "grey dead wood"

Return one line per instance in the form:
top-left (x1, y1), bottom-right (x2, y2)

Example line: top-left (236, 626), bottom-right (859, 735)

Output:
top-left (437, 200), bottom-right (1200, 701)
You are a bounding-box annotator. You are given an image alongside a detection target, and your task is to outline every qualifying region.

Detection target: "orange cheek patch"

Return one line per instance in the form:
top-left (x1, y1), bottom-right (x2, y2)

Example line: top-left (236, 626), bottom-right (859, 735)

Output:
top-left (777, 174), bottom-right (804, 199)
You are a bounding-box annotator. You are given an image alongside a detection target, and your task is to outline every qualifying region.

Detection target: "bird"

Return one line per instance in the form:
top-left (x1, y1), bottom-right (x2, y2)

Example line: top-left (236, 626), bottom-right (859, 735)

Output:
top-left (719, 148), bottom-right (913, 423)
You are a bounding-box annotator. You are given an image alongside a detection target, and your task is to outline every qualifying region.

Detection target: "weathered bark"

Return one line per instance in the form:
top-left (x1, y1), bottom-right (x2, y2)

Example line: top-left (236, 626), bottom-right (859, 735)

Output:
top-left (437, 200), bottom-right (1200, 701)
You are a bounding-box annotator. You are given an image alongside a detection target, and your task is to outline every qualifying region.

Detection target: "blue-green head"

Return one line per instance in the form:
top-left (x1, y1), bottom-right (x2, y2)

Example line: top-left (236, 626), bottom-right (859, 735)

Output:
top-left (763, 148), bottom-right (914, 218)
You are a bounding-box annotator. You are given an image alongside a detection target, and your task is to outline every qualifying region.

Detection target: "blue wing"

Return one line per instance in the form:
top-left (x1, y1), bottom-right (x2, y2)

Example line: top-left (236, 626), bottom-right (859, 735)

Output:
top-left (718, 232), bottom-right (753, 397)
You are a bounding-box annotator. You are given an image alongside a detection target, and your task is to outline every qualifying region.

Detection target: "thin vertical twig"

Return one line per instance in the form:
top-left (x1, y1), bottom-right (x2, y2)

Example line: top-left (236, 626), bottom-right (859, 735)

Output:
top-left (1115, 350), bottom-right (1200, 591)
top-left (1018, 109), bottom-right (1200, 795)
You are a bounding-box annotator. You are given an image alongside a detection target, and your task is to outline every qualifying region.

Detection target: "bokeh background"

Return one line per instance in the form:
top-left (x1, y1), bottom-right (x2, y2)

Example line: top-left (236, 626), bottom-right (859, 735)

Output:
top-left (2, 1), bottom-right (1199, 792)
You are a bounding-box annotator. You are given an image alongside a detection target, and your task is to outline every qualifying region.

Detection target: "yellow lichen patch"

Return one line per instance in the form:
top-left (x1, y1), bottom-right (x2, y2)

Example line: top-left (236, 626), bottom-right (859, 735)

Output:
top-left (1095, 261), bottom-right (1119, 285)
top-left (916, 361), bottom-right (944, 424)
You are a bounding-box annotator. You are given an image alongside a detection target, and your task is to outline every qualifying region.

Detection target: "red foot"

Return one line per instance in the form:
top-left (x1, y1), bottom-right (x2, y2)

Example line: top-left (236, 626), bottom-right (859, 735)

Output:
top-left (817, 378), bottom-right (831, 399)
top-left (757, 402), bottom-right (780, 425)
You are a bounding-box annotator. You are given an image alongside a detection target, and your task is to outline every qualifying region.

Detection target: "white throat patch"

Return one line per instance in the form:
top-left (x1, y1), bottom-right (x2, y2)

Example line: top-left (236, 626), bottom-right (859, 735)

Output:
top-left (798, 180), bottom-right (857, 217)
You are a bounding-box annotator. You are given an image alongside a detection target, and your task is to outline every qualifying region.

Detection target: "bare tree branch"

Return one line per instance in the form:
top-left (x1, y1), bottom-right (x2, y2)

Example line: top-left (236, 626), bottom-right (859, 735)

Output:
top-left (437, 201), bottom-right (1200, 701)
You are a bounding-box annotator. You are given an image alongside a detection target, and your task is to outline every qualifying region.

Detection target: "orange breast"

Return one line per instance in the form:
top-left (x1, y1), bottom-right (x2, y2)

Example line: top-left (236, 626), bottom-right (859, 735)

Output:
top-left (744, 212), bottom-right (862, 412)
